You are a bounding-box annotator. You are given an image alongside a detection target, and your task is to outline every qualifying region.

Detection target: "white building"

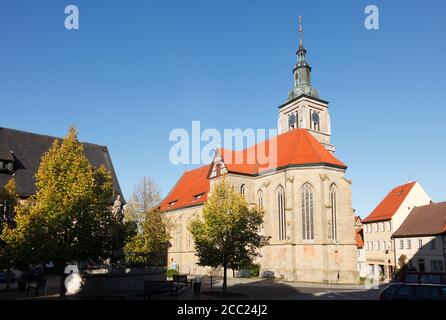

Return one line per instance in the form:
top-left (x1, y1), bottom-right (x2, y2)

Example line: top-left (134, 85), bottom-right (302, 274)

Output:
top-left (362, 182), bottom-right (431, 280)
top-left (355, 216), bottom-right (367, 278)
top-left (392, 201), bottom-right (446, 273)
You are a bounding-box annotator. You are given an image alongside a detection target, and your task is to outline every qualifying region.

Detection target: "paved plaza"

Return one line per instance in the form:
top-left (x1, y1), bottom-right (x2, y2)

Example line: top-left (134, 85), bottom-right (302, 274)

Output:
top-left (0, 276), bottom-right (382, 300)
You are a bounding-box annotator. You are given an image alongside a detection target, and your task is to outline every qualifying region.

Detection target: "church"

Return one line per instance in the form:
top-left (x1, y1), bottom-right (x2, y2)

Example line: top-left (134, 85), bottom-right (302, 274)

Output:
top-left (160, 19), bottom-right (359, 284)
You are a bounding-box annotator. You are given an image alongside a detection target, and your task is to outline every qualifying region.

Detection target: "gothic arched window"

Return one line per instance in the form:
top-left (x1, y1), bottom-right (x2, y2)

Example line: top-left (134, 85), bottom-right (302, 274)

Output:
top-left (240, 184), bottom-right (246, 196)
top-left (330, 185), bottom-right (337, 241)
top-left (257, 190), bottom-right (263, 209)
top-left (277, 187), bottom-right (286, 240)
top-left (301, 183), bottom-right (314, 240)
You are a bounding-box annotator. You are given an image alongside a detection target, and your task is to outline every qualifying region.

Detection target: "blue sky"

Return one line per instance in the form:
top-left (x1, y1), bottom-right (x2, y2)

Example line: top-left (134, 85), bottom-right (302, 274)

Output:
top-left (1, 0), bottom-right (445, 218)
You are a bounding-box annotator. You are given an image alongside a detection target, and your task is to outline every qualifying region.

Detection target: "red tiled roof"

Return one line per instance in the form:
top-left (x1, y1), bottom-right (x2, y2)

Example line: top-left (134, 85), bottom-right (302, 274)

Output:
top-left (362, 182), bottom-right (416, 223)
top-left (355, 229), bottom-right (364, 248)
top-left (220, 128), bottom-right (346, 175)
top-left (159, 165), bottom-right (210, 212)
top-left (392, 201), bottom-right (446, 238)
top-left (161, 129), bottom-right (346, 212)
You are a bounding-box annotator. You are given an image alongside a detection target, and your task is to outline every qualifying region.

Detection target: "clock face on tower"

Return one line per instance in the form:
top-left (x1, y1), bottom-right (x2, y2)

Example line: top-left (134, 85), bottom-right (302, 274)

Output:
top-left (312, 112), bottom-right (320, 124)
top-left (288, 114), bottom-right (296, 127)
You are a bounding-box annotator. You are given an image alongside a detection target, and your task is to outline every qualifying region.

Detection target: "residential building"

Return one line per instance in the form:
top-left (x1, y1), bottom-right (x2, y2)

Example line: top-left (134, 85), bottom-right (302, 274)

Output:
top-left (0, 127), bottom-right (124, 201)
top-left (362, 182), bottom-right (431, 280)
top-left (392, 201), bottom-right (446, 273)
top-left (355, 216), bottom-right (367, 278)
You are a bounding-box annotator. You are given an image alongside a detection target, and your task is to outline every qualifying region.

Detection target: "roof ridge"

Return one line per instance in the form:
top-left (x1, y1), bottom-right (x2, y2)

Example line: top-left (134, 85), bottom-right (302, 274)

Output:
top-left (0, 127), bottom-right (107, 149)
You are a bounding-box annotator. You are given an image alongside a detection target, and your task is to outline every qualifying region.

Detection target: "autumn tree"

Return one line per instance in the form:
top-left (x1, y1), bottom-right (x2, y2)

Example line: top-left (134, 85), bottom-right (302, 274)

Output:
top-left (124, 208), bottom-right (169, 267)
top-left (1, 127), bottom-right (125, 296)
top-left (0, 178), bottom-right (19, 290)
top-left (189, 179), bottom-right (269, 293)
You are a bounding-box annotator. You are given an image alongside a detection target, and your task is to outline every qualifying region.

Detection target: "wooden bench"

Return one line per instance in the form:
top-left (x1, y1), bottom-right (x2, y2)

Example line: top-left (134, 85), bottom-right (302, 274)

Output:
top-left (144, 280), bottom-right (178, 300)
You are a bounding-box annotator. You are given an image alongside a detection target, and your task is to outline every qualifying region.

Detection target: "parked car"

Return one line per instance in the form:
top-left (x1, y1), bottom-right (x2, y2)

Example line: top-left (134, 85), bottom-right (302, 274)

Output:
top-left (0, 270), bottom-right (17, 284)
top-left (379, 283), bottom-right (446, 300)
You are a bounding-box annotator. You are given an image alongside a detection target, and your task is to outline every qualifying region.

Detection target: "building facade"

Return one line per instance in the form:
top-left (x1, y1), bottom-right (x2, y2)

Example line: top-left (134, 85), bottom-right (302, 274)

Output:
top-left (392, 201), bottom-right (446, 273)
top-left (0, 127), bottom-right (124, 201)
top-left (161, 20), bottom-right (359, 284)
top-left (362, 182), bottom-right (431, 280)
top-left (355, 216), bottom-right (367, 278)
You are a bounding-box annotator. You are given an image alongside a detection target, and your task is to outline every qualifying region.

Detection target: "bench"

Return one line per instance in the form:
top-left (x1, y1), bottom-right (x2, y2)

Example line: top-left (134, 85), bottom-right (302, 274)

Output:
top-left (27, 277), bottom-right (48, 297)
top-left (173, 274), bottom-right (192, 288)
top-left (144, 280), bottom-right (178, 300)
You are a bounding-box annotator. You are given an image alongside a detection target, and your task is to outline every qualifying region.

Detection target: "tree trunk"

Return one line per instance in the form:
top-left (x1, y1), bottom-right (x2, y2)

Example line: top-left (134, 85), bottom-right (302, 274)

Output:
top-left (223, 264), bottom-right (227, 294)
top-left (58, 262), bottom-right (67, 297)
top-left (6, 269), bottom-right (11, 291)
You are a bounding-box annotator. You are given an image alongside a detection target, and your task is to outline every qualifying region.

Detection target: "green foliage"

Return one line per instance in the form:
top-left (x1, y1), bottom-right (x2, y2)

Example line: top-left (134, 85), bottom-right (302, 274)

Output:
top-left (1, 127), bottom-right (125, 273)
top-left (398, 254), bottom-right (408, 270)
top-left (189, 179), bottom-right (269, 291)
top-left (248, 263), bottom-right (260, 278)
top-left (166, 268), bottom-right (179, 278)
top-left (0, 178), bottom-right (19, 270)
top-left (124, 208), bottom-right (169, 267)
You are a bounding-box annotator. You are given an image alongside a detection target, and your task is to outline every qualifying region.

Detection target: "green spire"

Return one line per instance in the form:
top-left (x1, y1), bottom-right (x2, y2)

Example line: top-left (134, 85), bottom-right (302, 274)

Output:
top-left (287, 16), bottom-right (319, 101)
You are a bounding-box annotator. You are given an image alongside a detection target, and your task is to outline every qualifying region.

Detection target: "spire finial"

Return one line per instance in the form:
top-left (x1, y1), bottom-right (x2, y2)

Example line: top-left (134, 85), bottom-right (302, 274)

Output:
top-left (298, 16), bottom-right (303, 48)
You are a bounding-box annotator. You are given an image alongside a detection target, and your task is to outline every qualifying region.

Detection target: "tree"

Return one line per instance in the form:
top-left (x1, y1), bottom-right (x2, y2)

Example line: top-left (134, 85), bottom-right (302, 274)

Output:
top-left (124, 208), bottom-right (169, 267)
top-left (398, 254), bottom-right (408, 270)
top-left (124, 176), bottom-right (161, 231)
top-left (1, 127), bottom-right (125, 296)
top-left (0, 178), bottom-right (19, 290)
top-left (189, 179), bottom-right (269, 293)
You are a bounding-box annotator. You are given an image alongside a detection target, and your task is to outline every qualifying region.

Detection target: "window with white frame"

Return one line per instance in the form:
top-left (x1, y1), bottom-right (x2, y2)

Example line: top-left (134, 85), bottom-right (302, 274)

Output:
top-left (407, 239), bottom-right (411, 249)
top-left (379, 222), bottom-right (384, 232)
top-left (386, 221), bottom-right (392, 231)
top-left (382, 241), bottom-right (386, 251)
top-left (376, 241), bottom-right (380, 251)
top-left (430, 238), bottom-right (436, 250)
top-left (418, 239), bottom-right (423, 249)
top-left (370, 241), bottom-right (374, 250)
top-left (431, 260), bottom-right (444, 272)
top-left (399, 239), bottom-right (404, 249)
top-left (374, 223), bottom-right (378, 232)
top-left (301, 183), bottom-right (314, 240)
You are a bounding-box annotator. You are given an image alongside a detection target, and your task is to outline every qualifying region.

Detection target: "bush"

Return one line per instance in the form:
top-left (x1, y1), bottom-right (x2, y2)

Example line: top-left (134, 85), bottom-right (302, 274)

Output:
top-left (166, 269), bottom-right (179, 278)
top-left (249, 263), bottom-right (260, 277)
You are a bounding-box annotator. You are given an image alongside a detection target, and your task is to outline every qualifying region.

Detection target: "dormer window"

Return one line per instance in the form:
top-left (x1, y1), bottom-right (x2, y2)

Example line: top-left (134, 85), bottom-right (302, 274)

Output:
top-left (194, 193), bottom-right (205, 200)
top-left (168, 200), bottom-right (178, 207)
top-left (0, 160), bottom-right (13, 173)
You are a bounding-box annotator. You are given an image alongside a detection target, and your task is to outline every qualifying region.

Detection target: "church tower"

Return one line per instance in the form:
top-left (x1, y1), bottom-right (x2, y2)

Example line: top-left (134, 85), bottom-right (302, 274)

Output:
top-left (278, 17), bottom-right (335, 153)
